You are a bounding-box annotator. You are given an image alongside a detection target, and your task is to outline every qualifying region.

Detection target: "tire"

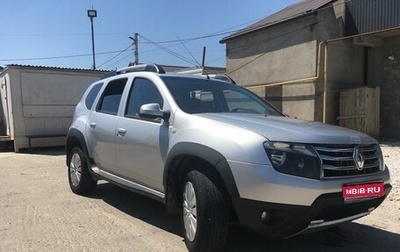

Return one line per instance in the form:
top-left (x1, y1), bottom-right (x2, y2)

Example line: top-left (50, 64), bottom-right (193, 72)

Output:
top-left (68, 147), bottom-right (97, 195)
top-left (182, 169), bottom-right (228, 252)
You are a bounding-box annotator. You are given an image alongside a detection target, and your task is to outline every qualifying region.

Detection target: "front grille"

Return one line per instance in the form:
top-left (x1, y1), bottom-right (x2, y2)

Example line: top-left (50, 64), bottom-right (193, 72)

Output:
top-left (314, 144), bottom-right (381, 178)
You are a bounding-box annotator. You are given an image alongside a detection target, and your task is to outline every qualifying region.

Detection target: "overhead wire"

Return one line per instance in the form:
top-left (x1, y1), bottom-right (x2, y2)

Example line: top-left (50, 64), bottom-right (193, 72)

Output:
top-left (0, 9), bottom-right (261, 66)
top-left (107, 52), bottom-right (133, 67)
top-left (138, 34), bottom-right (198, 66)
top-left (109, 0), bottom-right (357, 68)
top-left (0, 49), bottom-right (130, 62)
top-left (176, 36), bottom-right (201, 67)
top-left (97, 44), bottom-right (132, 68)
top-left (1, 0), bottom-right (365, 69)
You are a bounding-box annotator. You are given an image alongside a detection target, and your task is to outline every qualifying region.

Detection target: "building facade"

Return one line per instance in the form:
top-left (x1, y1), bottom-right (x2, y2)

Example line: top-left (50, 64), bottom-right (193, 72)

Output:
top-left (221, 0), bottom-right (400, 139)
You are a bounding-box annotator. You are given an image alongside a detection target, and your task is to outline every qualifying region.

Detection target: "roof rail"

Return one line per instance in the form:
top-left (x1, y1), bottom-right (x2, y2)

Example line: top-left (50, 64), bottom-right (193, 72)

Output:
top-left (212, 74), bottom-right (236, 84)
top-left (118, 63), bottom-right (165, 74)
top-left (102, 63), bottom-right (165, 79)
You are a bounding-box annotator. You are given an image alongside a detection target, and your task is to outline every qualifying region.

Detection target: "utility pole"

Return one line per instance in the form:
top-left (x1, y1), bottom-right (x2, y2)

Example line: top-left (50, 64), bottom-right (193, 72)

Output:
top-left (129, 33), bottom-right (139, 65)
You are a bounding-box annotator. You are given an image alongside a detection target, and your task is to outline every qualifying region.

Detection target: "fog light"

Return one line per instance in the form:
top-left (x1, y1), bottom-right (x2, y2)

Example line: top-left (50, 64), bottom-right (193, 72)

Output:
top-left (260, 210), bottom-right (270, 223)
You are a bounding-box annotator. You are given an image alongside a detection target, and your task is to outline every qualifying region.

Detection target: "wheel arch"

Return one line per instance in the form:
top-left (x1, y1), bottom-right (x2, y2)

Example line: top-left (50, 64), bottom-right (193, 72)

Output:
top-left (66, 128), bottom-right (93, 168)
top-left (163, 142), bottom-right (239, 214)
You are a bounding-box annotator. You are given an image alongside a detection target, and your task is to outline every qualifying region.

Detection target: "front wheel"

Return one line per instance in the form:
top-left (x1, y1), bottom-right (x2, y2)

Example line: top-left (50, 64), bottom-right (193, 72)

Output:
top-left (182, 170), bottom-right (228, 252)
top-left (68, 147), bottom-right (97, 195)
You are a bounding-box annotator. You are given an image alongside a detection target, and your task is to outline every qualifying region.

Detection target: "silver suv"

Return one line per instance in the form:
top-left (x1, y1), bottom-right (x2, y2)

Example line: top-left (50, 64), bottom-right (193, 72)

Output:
top-left (66, 64), bottom-right (391, 252)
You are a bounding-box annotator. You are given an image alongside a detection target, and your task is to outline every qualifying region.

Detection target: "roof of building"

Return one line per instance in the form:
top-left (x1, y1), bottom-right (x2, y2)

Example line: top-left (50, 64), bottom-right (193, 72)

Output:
top-left (1, 64), bottom-right (225, 75)
top-left (2, 64), bottom-right (108, 73)
top-left (220, 0), bottom-right (334, 43)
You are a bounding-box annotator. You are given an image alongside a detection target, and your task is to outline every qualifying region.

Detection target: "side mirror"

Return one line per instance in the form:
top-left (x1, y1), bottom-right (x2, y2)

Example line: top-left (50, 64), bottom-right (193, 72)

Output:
top-left (139, 103), bottom-right (170, 121)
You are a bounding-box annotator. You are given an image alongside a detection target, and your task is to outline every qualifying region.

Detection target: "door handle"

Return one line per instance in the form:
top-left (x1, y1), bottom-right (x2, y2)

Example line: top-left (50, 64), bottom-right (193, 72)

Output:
top-left (89, 122), bottom-right (96, 128)
top-left (117, 128), bottom-right (127, 136)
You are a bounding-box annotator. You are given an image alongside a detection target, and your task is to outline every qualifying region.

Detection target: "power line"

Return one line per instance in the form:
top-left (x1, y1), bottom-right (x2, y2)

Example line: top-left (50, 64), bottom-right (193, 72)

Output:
top-left (104, 52), bottom-right (133, 68)
top-left (138, 31), bottom-right (233, 45)
top-left (0, 0), bottom-right (363, 69)
top-left (97, 44), bottom-right (132, 68)
top-left (176, 36), bottom-right (201, 67)
top-left (135, 13), bottom-right (288, 45)
top-left (0, 49), bottom-right (131, 62)
top-left (138, 34), bottom-right (198, 66)
top-left (0, 5), bottom-right (290, 65)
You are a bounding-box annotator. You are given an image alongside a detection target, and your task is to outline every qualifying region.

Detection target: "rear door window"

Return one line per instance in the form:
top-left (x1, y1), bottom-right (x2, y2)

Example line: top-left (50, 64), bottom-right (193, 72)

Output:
top-left (97, 78), bottom-right (127, 115)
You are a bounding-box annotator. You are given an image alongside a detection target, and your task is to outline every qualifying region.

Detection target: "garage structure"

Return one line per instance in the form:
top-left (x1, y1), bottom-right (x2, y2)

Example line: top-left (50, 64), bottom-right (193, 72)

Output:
top-left (0, 65), bottom-right (106, 151)
top-left (220, 0), bottom-right (400, 139)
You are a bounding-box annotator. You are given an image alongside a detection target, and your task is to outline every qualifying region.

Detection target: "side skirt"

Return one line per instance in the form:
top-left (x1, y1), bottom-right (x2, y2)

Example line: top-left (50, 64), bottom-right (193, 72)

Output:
top-left (91, 166), bottom-right (165, 202)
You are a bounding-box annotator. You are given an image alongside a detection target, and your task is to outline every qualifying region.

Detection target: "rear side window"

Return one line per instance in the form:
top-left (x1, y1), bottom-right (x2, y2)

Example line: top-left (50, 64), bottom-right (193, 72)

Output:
top-left (85, 83), bottom-right (103, 109)
top-left (97, 78), bottom-right (127, 115)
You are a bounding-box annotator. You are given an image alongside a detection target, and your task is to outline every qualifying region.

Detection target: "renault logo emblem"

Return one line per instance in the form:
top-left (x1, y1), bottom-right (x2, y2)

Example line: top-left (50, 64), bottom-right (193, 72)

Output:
top-left (353, 147), bottom-right (365, 171)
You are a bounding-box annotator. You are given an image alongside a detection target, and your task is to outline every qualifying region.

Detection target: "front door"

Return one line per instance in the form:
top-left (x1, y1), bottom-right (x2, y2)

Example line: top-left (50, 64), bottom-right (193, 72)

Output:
top-left (115, 77), bottom-right (168, 192)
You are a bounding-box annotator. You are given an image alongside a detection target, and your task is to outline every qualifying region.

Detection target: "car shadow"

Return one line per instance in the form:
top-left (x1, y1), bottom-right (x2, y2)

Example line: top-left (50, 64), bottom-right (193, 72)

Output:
top-left (19, 146), bottom-right (65, 156)
top-left (89, 182), bottom-right (400, 252)
top-left (92, 182), bottom-right (183, 236)
top-left (225, 222), bottom-right (400, 251)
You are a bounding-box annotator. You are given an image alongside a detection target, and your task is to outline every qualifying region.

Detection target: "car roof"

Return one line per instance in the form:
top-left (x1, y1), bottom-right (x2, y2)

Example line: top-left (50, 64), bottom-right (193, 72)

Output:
top-left (102, 63), bottom-right (235, 84)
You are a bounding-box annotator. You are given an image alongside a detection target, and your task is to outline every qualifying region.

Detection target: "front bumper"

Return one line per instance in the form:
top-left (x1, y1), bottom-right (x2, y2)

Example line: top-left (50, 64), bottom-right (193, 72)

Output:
top-left (232, 184), bottom-right (392, 239)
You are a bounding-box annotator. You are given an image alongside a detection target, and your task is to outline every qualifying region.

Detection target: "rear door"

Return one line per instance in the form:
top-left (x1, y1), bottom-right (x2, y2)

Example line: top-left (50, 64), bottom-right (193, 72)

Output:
top-left (86, 78), bottom-right (128, 174)
top-left (115, 77), bottom-right (168, 191)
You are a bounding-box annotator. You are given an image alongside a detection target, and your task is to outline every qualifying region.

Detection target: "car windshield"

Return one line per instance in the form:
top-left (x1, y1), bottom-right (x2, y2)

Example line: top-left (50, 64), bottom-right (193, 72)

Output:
top-left (161, 76), bottom-right (283, 116)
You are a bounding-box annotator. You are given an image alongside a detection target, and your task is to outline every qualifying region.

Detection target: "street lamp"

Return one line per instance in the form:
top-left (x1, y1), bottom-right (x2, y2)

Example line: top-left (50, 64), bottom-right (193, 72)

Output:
top-left (87, 9), bottom-right (97, 70)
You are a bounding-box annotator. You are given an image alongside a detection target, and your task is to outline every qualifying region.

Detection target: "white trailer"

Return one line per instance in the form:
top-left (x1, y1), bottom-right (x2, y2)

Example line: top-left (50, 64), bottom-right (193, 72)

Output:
top-left (0, 65), bottom-right (106, 152)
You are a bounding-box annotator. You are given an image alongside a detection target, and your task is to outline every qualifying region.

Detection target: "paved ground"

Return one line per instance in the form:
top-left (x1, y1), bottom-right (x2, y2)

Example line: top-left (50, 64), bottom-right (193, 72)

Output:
top-left (0, 144), bottom-right (399, 252)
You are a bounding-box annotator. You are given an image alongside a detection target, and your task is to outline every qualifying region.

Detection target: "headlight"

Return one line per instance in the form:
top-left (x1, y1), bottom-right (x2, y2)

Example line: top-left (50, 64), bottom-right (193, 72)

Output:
top-left (264, 141), bottom-right (321, 179)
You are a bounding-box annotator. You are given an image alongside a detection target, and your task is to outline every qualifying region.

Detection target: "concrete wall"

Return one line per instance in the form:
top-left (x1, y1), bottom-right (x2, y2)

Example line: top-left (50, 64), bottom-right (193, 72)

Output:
top-left (224, 5), bottom-right (366, 124)
top-left (226, 15), bottom-right (318, 85)
top-left (321, 40), bottom-right (365, 124)
top-left (378, 37), bottom-right (400, 138)
top-left (0, 66), bottom-right (105, 151)
top-left (225, 15), bottom-right (319, 120)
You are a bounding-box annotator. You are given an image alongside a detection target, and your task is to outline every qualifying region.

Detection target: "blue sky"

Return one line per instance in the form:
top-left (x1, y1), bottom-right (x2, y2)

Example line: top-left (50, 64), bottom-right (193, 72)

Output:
top-left (0, 0), bottom-right (299, 70)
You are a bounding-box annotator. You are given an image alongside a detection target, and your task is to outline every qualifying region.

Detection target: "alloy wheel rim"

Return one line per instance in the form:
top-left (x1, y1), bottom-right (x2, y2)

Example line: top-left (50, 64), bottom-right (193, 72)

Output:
top-left (183, 181), bottom-right (197, 242)
top-left (69, 153), bottom-right (82, 187)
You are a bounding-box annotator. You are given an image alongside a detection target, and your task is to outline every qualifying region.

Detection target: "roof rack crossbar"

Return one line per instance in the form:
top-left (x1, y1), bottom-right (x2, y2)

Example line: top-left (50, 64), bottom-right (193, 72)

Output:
top-left (117, 63), bottom-right (165, 74)
top-left (101, 63), bottom-right (165, 79)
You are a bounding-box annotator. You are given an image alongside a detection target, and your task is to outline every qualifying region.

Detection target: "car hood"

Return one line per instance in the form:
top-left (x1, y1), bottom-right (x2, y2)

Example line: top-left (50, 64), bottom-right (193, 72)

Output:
top-left (196, 113), bottom-right (377, 145)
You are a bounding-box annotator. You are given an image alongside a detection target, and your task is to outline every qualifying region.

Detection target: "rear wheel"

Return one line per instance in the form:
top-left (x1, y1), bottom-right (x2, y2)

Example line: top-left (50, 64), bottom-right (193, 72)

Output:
top-left (68, 147), bottom-right (97, 195)
top-left (182, 170), bottom-right (228, 252)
